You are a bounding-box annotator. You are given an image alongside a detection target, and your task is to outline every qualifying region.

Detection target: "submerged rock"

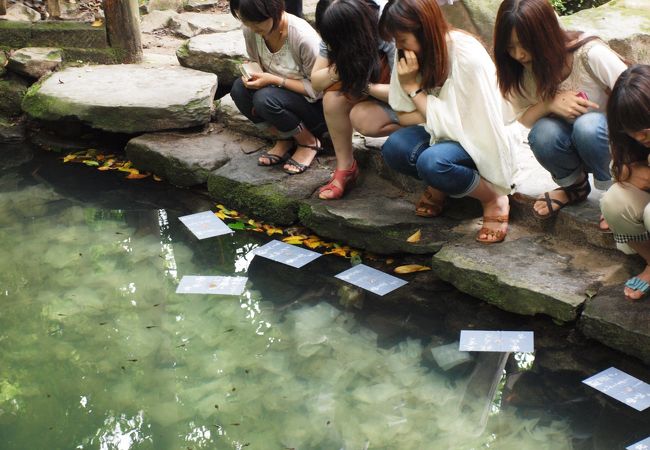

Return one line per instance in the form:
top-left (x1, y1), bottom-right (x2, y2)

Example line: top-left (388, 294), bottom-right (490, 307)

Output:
top-left (22, 65), bottom-right (218, 133)
top-left (7, 47), bottom-right (62, 79)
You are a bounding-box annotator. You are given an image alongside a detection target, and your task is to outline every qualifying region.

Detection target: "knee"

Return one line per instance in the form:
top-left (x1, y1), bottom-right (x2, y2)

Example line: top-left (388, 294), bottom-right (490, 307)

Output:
top-left (381, 132), bottom-right (403, 165)
top-left (528, 118), bottom-right (564, 156)
top-left (323, 91), bottom-right (350, 115)
top-left (349, 107), bottom-right (370, 135)
top-left (251, 88), bottom-right (281, 113)
top-left (573, 112), bottom-right (607, 142)
top-left (415, 151), bottom-right (450, 178)
top-left (600, 184), bottom-right (637, 223)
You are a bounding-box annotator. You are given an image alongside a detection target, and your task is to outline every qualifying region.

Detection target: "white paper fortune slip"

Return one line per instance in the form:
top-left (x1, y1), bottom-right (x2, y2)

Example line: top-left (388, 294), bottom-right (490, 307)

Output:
top-left (459, 330), bottom-right (534, 353)
top-left (179, 211), bottom-right (232, 240)
top-left (176, 276), bottom-right (247, 296)
top-left (628, 436), bottom-right (650, 450)
top-left (582, 367), bottom-right (650, 412)
top-left (334, 264), bottom-right (407, 296)
top-left (253, 240), bottom-right (321, 268)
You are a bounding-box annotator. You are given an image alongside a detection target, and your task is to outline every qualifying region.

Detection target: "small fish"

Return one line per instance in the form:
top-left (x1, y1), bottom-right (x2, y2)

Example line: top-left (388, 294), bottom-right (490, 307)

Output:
top-left (230, 423), bottom-right (240, 426)
top-left (127, 359), bottom-right (138, 362)
top-left (145, 325), bottom-right (157, 329)
top-left (99, 322), bottom-right (107, 326)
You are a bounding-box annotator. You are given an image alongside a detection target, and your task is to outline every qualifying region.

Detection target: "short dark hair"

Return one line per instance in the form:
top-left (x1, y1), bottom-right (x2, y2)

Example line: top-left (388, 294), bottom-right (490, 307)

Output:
top-left (608, 65), bottom-right (650, 182)
top-left (315, 0), bottom-right (382, 96)
top-left (230, 0), bottom-right (285, 30)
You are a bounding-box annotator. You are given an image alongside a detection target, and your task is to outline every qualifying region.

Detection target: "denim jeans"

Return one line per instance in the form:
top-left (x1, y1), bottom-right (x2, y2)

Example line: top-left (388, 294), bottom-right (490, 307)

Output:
top-left (230, 78), bottom-right (327, 138)
top-left (381, 125), bottom-right (480, 197)
top-left (527, 112), bottom-right (612, 190)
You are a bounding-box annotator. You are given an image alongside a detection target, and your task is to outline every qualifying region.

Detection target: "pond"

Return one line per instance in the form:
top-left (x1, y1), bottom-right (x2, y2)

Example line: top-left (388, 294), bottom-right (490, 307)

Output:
top-left (0, 149), bottom-right (649, 450)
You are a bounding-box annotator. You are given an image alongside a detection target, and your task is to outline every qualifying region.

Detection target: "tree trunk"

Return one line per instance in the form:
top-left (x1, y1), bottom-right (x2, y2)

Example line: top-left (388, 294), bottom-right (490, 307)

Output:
top-left (0, 0), bottom-right (7, 16)
top-left (102, 0), bottom-right (142, 63)
top-left (46, 0), bottom-right (61, 18)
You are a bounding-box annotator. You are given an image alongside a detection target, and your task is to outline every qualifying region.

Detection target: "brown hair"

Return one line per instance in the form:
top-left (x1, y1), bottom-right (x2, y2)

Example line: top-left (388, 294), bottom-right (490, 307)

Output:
top-left (230, 0), bottom-right (285, 31)
top-left (607, 65), bottom-right (650, 182)
top-left (379, 0), bottom-right (449, 91)
top-left (493, 0), bottom-right (593, 101)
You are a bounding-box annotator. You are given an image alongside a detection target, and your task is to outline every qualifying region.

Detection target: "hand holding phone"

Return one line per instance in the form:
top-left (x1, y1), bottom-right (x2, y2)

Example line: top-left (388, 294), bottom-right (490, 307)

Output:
top-left (397, 49), bottom-right (405, 61)
top-left (239, 62), bottom-right (263, 81)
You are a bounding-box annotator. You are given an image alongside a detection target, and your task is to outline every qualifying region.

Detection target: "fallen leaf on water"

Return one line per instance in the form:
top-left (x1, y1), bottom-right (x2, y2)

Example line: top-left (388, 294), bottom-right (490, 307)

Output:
top-left (406, 229), bottom-right (421, 243)
top-left (153, 175), bottom-right (163, 182)
top-left (394, 264), bottom-right (431, 274)
top-left (282, 235), bottom-right (307, 245)
top-left (324, 247), bottom-right (348, 257)
top-left (63, 154), bottom-right (76, 163)
top-left (83, 160), bottom-right (99, 167)
top-left (215, 211), bottom-right (227, 220)
top-left (125, 172), bottom-right (150, 179)
top-left (263, 224), bottom-right (283, 236)
top-left (386, 258), bottom-right (395, 264)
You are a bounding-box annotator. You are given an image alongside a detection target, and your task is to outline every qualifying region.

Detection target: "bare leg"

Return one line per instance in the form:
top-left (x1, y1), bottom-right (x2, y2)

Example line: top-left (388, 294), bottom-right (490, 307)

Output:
top-left (624, 240), bottom-right (650, 300)
top-left (468, 178), bottom-right (510, 242)
top-left (350, 101), bottom-right (401, 137)
top-left (533, 172), bottom-right (587, 216)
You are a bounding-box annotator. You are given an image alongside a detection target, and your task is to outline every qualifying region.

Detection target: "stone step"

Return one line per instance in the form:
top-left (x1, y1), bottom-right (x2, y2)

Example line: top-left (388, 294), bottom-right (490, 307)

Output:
top-left (22, 64), bottom-right (218, 133)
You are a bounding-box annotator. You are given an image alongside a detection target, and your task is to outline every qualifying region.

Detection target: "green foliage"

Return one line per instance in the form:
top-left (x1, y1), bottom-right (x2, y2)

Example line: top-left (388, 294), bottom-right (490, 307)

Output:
top-left (551, 0), bottom-right (610, 15)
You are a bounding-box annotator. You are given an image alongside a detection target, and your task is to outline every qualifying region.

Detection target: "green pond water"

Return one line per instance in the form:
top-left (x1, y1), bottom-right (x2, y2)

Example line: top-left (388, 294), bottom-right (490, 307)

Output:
top-left (0, 152), bottom-right (648, 450)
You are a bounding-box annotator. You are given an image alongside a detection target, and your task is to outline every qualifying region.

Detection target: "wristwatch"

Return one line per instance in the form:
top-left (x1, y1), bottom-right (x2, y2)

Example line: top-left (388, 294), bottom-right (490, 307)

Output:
top-left (408, 88), bottom-right (423, 98)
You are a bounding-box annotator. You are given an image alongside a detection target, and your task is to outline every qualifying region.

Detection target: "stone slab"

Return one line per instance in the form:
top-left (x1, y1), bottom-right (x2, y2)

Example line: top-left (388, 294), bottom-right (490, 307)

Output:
top-left (170, 12), bottom-right (241, 38)
top-left (431, 234), bottom-right (632, 323)
top-left (0, 21), bottom-right (107, 49)
top-left (22, 65), bottom-right (218, 133)
top-left (184, 0), bottom-right (221, 11)
top-left (579, 284), bottom-right (650, 365)
top-left (215, 93), bottom-right (271, 140)
top-left (177, 31), bottom-right (246, 86)
top-left (0, 4), bottom-right (40, 22)
top-left (7, 47), bottom-right (62, 79)
top-left (125, 124), bottom-right (266, 187)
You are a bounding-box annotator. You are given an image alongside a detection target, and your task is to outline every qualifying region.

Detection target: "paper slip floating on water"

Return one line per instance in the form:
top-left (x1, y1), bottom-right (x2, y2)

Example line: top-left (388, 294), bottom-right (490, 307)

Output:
top-left (176, 276), bottom-right (247, 296)
top-left (628, 436), bottom-right (650, 450)
top-left (335, 264), bottom-right (407, 296)
top-left (179, 211), bottom-right (232, 239)
top-left (459, 330), bottom-right (534, 353)
top-left (583, 367), bottom-right (650, 412)
top-left (253, 240), bottom-right (321, 268)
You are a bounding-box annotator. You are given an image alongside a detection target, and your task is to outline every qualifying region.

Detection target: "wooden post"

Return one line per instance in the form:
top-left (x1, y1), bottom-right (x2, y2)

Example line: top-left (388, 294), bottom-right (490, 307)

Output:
top-left (0, 0), bottom-right (7, 16)
top-left (46, 0), bottom-right (61, 18)
top-left (102, 0), bottom-right (143, 63)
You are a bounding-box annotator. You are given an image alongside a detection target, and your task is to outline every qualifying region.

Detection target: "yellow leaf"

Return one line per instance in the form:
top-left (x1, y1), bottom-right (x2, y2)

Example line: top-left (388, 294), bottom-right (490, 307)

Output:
top-left (394, 264), bottom-right (431, 274)
top-left (215, 211), bottom-right (227, 220)
top-left (216, 204), bottom-right (226, 211)
top-left (126, 172), bottom-right (150, 179)
top-left (303, 238), bottom-right (323, 249)
top-left (63, 154), bottom-right (76, 163)
top-left (407, 229), bottom-right (421, 243)
top-left (97, 166), bottom-right (111, 171)
top-left (153, 175), bottom-right (163, 181)
top-left (91, 19), bottom-right (103, 27)
top-left (324, 248), bottom-right (348, 257)
top-left (282, 235), bottom-right (306, 245)
top-left (386, 258), bottom-right (395, 265)
top-left (265, 226), bottom-right (283, 236)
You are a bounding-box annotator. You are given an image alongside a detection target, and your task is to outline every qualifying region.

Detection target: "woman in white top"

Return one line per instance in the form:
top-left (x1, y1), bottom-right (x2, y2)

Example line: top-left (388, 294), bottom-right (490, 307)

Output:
top-left (494, 0), bottom-right (627, 225)
top-left (230, 0), bottom-right (326, 174)
top-left (379, 0), bottom-right (515, 243)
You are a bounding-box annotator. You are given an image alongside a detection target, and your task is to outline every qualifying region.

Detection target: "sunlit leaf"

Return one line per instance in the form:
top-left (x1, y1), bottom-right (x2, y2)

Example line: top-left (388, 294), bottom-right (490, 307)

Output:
top-left (386, 258), bottom-right (395, 265)
top-left (63, 154), bottom-right (76, 163)
top-left (83, 160), bottom-right (99, 167)
top-left (406, 229), bottom-right (421, 243)
top-left (263, 225), bottom-right (283, 236)
top-left (91, 19), bottom-right (103, 27)
top-left (125, 172), bottom-right (150, 179)
top-left (324, 248), bottom-right (348, 257)
top-left (228, 222), bottom-right (247, 230)
top-left (394, 264), bottom-right (431, 274)
top-left (282, 235), bottom-right (307, 245)
top-left (215, 211), bottom-right (227, 220)
top-left (303, 238), bottom-right (323, 249)
top-left (153, 175), bottom-right (163, 182)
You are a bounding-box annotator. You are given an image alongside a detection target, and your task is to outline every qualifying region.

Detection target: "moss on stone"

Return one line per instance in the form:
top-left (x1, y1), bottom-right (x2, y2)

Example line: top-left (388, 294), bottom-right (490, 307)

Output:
top-left (0, 77), bottom-right (29, 118)
top-left (176, 41), bottom-right (190, 60)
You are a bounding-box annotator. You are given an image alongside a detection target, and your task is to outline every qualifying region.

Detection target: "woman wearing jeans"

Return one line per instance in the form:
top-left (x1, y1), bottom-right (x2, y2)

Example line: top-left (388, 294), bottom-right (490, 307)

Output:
top-left (379, 0), bottom-right (516, 243)
top-left (493, 0), bottom-right (626, 226)
top-left (229, 0), bottom-right (326, 174)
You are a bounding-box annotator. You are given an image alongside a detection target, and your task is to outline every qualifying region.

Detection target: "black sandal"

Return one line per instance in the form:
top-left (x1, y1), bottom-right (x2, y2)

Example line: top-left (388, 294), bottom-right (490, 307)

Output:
top-left (533, 176), bottom-right (591, 219)
top-left (283, 142), bottom-right (324, 175)
top-left (257, 139), bottom-right (294, 166)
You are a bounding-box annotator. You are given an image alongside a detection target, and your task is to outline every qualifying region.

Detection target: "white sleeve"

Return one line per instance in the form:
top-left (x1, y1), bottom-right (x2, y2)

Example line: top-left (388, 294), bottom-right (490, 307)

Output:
top-left (388, 53), bottom-right (416, 113)
top-left (586, 44), bottom-right (627, 90)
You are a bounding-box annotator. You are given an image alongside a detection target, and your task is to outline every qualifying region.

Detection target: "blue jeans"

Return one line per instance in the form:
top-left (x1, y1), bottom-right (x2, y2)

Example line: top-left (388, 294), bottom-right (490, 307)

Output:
top-left (527, 112), bottom-right (612, 190)
top-left (381, 125), bottom-right (480, 197)
top-left (230, 78), bottom-right (327, 138)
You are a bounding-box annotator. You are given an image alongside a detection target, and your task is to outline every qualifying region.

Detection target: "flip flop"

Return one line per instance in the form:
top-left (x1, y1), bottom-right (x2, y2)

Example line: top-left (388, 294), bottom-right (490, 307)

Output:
top-left (624, 276), bottom-right (650, 300)
top-left (415, 186), bottom-right (445, 218)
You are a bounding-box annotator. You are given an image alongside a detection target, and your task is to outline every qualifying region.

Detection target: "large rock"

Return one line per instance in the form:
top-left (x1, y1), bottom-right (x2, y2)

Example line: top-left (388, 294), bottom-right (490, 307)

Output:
top-left (561, 0), bottom-right (650, 64)
top-left (22, 65), bottom-right (218, 133)
top-left (0, 76), bottom-right (29, 118)
top-left (146, 0), bottom-right (183, 13)
top-left (442, 0), bottom-right (501, 51)
top-left (579, 284), bottom-right (650, 364)
top-left (140, 10), bottom-right (180, 34)
top-left (125, 124), bottom-right (266, 187)
top-left (184, 0), bottom-right (221, 11)
top-left (169, 12), bottom-right (241, 38)
top-left (431, 234), bottom-right (633, 323)
top-left (177, 30), bottom-right (246, 86)
top-left (216, 93), bottom-right (271, 140)
top-left (7, 47), bottom-right (62, 79)
top-left (0, 4), bottom-right (41, 22)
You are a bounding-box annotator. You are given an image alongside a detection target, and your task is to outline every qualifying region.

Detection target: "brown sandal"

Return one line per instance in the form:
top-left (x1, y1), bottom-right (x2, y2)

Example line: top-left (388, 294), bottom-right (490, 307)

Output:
top-left (476, 214), bottom-right (509, 244)
top-left (415, 186), bottom-right (445, 218)
top-left (318, 160), bottom-right (359, 200)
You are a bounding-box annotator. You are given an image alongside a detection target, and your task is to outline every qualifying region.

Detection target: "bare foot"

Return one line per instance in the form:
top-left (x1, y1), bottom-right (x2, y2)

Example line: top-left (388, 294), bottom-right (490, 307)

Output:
top-left (533, 189), bottom-right (571, 216)
top-left (624, 265), bottom-right (650, 300)
top-left (258, 140), bottom-right (294, 165)
top-left (284, 139), bottom-right (320, 173)
top-left (478, 195), bottom-right (510, 242)
top-left (599, 214), bottom-right (610, 231)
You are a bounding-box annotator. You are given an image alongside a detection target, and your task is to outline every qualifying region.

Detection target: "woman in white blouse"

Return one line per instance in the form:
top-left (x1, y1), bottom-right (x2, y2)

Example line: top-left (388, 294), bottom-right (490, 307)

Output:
top-left (494, 0), bottom-right (626, 226)
top-left (379, 0), bottom-right (516, 243)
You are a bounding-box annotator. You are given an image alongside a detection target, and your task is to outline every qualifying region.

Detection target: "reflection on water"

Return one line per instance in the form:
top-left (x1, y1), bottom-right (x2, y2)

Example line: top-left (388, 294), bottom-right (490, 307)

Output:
top-left (0, 158), bottom-right (647, 450)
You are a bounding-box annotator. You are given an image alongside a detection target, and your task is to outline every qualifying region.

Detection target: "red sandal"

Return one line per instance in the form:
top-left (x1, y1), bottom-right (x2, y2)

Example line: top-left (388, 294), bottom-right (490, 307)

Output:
top-left (318, 160), bottom-right (359, 200)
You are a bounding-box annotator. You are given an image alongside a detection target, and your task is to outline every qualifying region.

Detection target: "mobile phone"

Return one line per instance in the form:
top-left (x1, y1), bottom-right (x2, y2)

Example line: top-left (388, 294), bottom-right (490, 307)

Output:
top-left (397, 49), bottom-right (405, 61)
top-left (576, 91), bottom-right (589, 101)
top-left (239, 62), bottom-right (263, 80)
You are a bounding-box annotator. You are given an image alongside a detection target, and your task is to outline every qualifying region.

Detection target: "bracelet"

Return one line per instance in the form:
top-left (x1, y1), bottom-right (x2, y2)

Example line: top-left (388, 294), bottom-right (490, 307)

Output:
top-left (279, 77), bottom-right (286, 88)
top-left (408, 87), bottom-right (423, 98)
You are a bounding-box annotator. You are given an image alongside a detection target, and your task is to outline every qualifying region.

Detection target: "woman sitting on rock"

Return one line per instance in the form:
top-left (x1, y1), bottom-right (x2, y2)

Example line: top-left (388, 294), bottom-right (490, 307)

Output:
top-left (230, 0), bottom-right (326, 174)
top-left (310, 0), bottom-right (401, 200)
top-left (493, 0), bottom-right (627, 227)
top-left (600, 65), bottom-right (650, 300)
top-left (379, 0), bottom-right (515, 243)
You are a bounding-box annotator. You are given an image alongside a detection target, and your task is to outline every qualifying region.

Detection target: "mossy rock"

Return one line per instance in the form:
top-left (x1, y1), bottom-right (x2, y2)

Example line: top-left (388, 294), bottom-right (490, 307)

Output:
top-left (0, 76), bottom-right (29, 118)
top-left (0, 51), bottom-right (6, 77)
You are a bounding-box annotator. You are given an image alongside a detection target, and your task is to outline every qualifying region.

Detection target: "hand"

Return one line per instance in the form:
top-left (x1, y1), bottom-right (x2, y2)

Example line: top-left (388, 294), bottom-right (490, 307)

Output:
top-left (547, 91), bottom-right (599, 121)
top-left (242, 72), bottom-right (281, 90)
top-left (626, 162), bottom-right (650, 191)
top-left (397, 49), bottom-right (420, 93)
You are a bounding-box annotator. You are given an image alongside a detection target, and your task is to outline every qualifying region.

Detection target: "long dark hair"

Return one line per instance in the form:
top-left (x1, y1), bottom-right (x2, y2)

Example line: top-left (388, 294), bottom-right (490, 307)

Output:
top-left (315, 0), bottom-right (382, 96)
top-left (608, 65), bottom-right (650, 182)
top-left (494, 0), bottom-right (594, 101)
top-left (230, 0), bottom-right (285, 30)
top-left (379, 0), bottom-right (449, 91)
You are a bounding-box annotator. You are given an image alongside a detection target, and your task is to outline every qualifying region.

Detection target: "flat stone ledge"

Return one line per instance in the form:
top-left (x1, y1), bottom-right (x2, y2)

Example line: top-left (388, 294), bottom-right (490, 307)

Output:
top-left (177, 31), bottom-right (246, 87)
top-left (22, 65), bottom-right (218, 133)
top-left (431, 234), bottom-right (629, 323)
top-left (579, 284), bottom-right (650, 364)
top-left (125, 124), bottom-right (266, 187)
